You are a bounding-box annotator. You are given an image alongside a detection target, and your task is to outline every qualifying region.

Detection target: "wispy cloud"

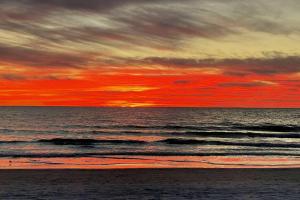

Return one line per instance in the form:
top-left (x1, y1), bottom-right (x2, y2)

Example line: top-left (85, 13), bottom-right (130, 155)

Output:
top-left (129, 55), bottom-right (300, 75)
top-left (219, 80), bottom-right (278, 88)
top-left (0, 44), bottom-right (90, 68)
top-left (94, 86), bottom-right (158, 92)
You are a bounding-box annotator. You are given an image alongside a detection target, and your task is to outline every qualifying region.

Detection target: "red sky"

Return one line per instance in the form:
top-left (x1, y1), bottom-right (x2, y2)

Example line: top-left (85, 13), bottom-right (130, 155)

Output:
top-left (1, 66), bottom-right (299, 107)
top-left (0, 0), bottom-right (299, 107)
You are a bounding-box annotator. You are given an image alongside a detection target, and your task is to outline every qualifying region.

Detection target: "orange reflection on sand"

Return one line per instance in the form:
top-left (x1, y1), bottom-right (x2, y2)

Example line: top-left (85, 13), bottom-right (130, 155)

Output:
top-left (1, 156), bottom-right (300, 169)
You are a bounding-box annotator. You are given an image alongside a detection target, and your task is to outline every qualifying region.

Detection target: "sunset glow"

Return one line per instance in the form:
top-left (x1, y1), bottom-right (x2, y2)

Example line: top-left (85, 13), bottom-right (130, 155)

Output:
top-left (0, 0), bottom-right (299, 107)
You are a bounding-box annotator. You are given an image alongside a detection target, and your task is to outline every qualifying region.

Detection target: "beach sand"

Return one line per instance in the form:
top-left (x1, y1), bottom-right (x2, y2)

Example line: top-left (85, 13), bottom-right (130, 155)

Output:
top-left (0, 169), bottom-right (299, 199)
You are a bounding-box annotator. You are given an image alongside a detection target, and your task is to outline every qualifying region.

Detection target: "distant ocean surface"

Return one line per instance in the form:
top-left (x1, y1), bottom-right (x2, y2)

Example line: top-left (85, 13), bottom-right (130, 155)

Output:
top-left (0, 107), bottom-right (300, 168)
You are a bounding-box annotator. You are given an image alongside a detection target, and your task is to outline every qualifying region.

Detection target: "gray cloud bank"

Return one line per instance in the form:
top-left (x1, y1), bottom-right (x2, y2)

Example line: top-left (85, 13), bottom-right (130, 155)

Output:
top-left (128, 55), bottom-right (300, 75)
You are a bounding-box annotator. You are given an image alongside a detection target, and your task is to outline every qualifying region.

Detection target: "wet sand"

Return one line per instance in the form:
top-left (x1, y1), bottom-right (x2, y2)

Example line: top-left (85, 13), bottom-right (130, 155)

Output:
top-left (1, 156), bottom-right (300, 169)
top-left (0, 169), bottom-right (300, 199)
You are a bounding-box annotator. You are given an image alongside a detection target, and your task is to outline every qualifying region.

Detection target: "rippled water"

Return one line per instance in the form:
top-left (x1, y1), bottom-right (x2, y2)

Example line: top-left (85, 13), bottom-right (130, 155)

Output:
top-left (0, 107), bottom-right (299, 168)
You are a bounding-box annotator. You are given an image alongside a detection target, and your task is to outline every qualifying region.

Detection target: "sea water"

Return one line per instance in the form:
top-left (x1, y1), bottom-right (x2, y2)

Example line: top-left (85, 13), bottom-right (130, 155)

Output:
top-left (0, 107), bottom-right (299, 168)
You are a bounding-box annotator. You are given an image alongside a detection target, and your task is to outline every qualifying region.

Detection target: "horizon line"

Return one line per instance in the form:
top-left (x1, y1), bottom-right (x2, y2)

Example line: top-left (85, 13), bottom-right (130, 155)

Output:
top-left (0, 106), bottom-right (299, 109)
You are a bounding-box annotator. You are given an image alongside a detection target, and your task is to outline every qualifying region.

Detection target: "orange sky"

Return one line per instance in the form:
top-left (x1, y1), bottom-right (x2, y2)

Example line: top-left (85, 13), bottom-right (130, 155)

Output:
top-left (0, 0), bottom-right (299, 107)
top-left (0, 66), bottom-right (299, 107)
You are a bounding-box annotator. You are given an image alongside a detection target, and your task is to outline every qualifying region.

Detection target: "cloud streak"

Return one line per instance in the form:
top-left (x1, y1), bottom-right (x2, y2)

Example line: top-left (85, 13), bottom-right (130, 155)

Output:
top-left (0, 44), bottom-right (90, 68)
top-left (219, 80), bottom-right (278, 88)
top-left (1, 0), bottom-right (173, 13)
top-left (132, 55), bottom-right (300, 75)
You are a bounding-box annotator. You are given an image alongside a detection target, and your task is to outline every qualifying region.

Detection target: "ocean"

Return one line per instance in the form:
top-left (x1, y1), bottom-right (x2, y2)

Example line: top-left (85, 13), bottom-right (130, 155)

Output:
top-left (0, 107), bottom-right (299, 168)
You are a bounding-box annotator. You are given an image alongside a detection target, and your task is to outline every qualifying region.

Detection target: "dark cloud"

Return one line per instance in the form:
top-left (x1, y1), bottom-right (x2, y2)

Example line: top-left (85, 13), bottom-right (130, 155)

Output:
top-left (1, 0), bottom-right (298, 44)
top-left (0, 0), bottom-right (170, 13)
top-left (1, 0), bottom-right (297, 55)
top-left (113, 7), bottom-right (235, 42)
top-left (0, 1), bottom-right (231, 52)
top-left (218, 81), bottom-right (276, 88)
top-left (0, 44), bottom-right (89, 68)
top-left (0, 74), bottom-right (27, 81)
top-left (134, 55), bottom-right (300, 75)
top-left (174, 80), bottom-right (191, 85)
top-left (0, 73), bottom-right (78, 81)
top-left (29, 0), bottom-right (140, 11)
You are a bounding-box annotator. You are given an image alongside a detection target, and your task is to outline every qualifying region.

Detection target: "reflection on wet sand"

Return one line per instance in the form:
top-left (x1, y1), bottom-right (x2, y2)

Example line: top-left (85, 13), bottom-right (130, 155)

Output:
top-left (1, 156), bottom-right (300, 169)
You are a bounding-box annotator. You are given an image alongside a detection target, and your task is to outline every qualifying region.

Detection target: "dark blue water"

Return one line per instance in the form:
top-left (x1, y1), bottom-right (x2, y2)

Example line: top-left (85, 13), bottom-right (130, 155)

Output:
top-left (0, 107), bottom-right (299, 159)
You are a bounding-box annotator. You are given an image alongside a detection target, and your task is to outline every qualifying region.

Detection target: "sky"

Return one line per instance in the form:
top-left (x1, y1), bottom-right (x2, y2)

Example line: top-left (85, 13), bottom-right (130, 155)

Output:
top-left (0, 0), bottom-right (299, 107)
